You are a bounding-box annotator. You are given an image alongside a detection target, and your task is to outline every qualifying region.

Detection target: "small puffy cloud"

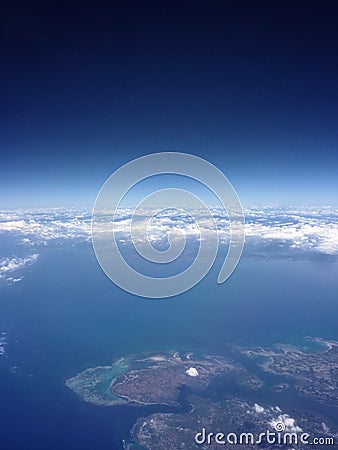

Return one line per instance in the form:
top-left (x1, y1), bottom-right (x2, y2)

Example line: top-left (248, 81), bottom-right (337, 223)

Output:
top-left (6, 277), bottom-right (23, 284)
top-left (253, 403), bottom-right (265, 413)
top-left (186, 367), bottom-right (199, 377)
top-left (20, 238), bottom-right (35, 247)
top-left (322, 422), bottom-right (330, 433)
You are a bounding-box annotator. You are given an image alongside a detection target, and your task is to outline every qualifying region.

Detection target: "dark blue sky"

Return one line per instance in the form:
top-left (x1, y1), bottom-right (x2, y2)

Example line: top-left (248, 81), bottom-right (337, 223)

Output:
top-left (1, 1), bottom-right (338, 207)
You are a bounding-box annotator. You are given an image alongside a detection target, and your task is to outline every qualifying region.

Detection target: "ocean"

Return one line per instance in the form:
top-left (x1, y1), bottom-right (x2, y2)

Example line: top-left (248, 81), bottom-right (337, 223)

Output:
top-left (1, 241), bottom-right (338, 449)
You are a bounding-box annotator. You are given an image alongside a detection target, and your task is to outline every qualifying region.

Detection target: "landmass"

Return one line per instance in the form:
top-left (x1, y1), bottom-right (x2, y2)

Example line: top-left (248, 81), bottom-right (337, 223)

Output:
top-left (238, 337), bottom-right (338, 407)
top-left (66, 340), bottom-right (338, 449)
top-left (127, 396), bottom-right (337, 450)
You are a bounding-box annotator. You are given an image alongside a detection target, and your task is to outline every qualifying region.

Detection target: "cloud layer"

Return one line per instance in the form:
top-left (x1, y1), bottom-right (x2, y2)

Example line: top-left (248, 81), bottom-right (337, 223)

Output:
top-left (0, 206), bottom-right (337, 256)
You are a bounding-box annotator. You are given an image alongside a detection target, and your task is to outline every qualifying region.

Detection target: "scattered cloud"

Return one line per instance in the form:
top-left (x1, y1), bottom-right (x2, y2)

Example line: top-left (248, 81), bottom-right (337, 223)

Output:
top-left (247, 403), bottom-right (304, 436)
top-left (0, 254), bottom-right (39, 283)
top-left (269, 413), bottom-right (303, 433)
top-left (0, 333), bottom-right (7, 356)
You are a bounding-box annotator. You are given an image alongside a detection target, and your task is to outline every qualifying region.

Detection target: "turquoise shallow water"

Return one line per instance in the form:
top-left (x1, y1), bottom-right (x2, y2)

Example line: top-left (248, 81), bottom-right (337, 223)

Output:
top-left (0, 242), bottom-right (337, 449)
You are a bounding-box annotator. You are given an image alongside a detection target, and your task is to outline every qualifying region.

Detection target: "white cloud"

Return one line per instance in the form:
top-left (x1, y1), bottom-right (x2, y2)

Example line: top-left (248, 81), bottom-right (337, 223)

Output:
top-left (20, 238), bottom-right (35, 247)
top-left (1, 206), bottom-right (338, 256)
top-left (322, 422), bottom-right (330, 433)
top-left (0, 254), bottom-right (39, 283)
top-left (0, 333), bottom-right (7, 356)
top-left (269, 414), bottom-right (303, 433)
top-left (248, 403), bottom-right (303, 435)
top-left (186, 367), bottom-right (199, 377)
top-left (253, 403), bottom-right (265, 413)
top-left (6, 277), bottom-right (23, 284)
top-left (0, 209), bottom-right (91, 244)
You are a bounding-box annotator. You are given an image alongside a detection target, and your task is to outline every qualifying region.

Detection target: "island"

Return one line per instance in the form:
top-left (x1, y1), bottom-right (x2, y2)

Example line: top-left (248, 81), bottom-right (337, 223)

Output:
top-left (66, 340), bottom-right (338, 449)
top-left (66, 351), bottom-right (262, 407)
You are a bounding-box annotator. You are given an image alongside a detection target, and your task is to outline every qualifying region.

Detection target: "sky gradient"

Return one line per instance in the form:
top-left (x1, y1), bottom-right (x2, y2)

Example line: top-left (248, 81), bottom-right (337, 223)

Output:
top-left (1, 1), bottom-right (338, 208)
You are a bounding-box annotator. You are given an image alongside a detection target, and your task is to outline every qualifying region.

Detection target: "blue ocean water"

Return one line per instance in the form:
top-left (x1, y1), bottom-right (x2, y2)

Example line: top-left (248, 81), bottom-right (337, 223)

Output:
top-left (1, 242), bottom-right (338, 449)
